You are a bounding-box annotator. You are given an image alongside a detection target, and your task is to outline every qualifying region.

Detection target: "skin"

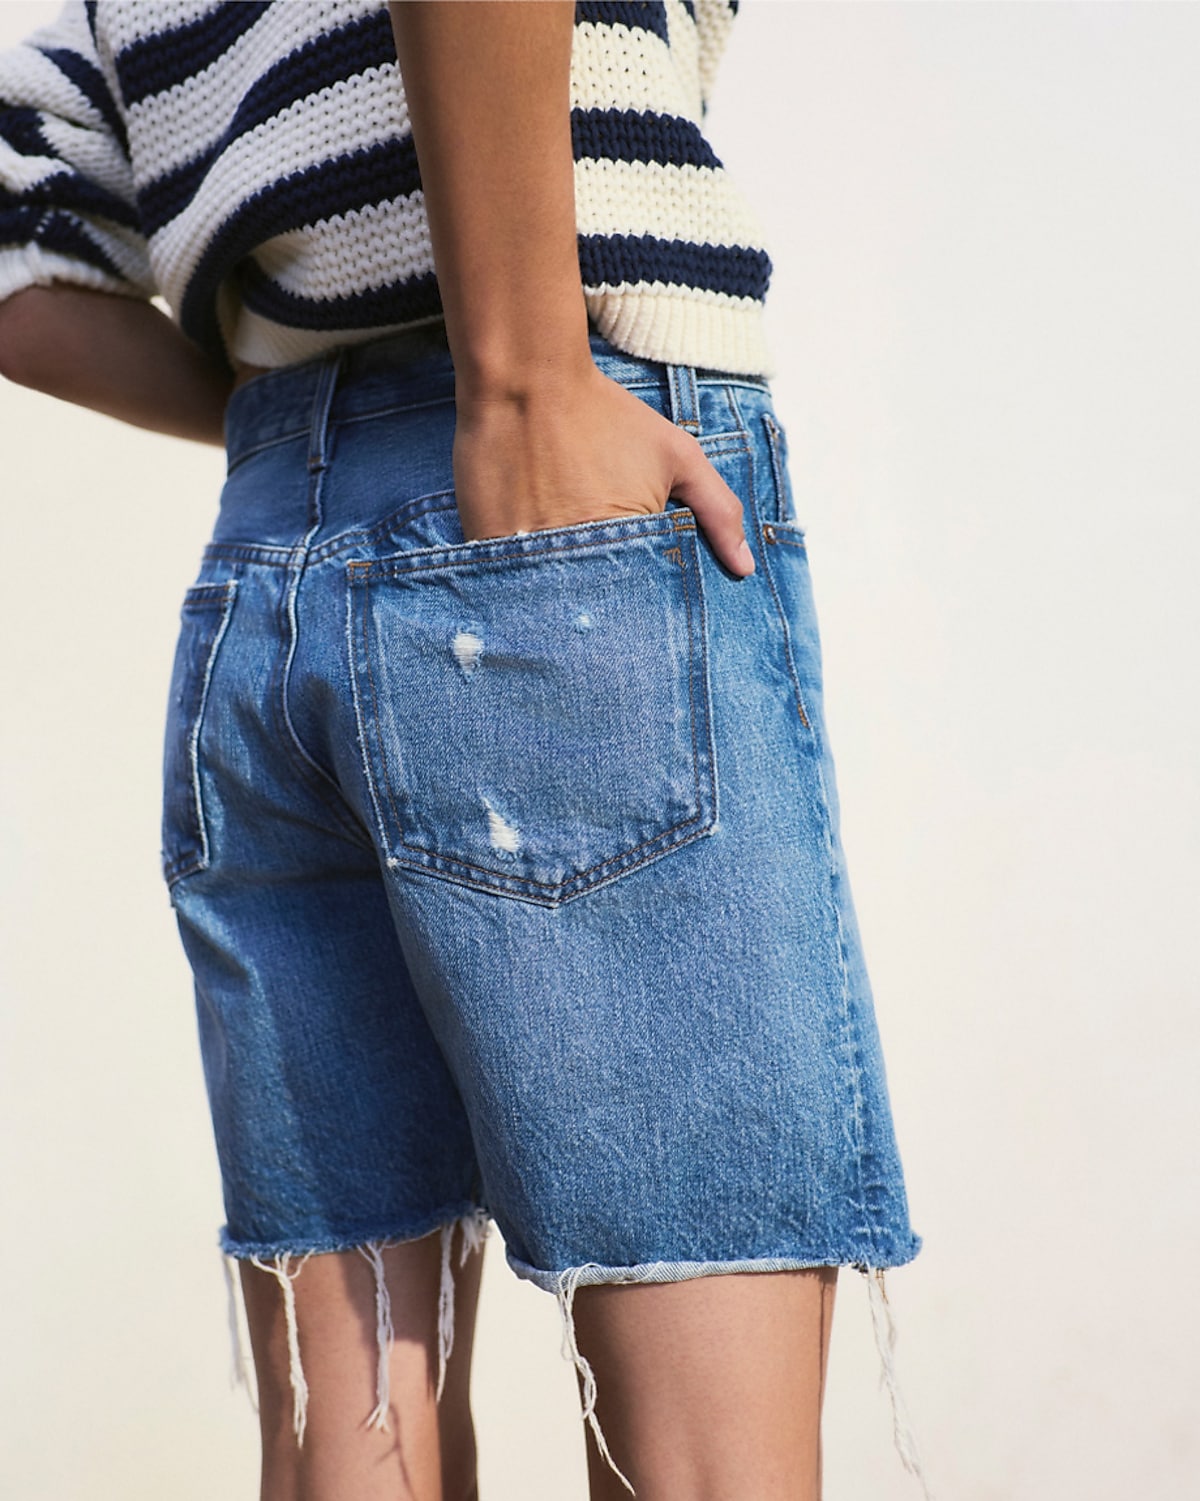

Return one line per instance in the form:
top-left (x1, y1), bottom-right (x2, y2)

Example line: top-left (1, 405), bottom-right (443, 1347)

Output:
top-left (0, 3), bottom-right (838, 1495)
top-left (240, 1229), bottom-right (486, 1501)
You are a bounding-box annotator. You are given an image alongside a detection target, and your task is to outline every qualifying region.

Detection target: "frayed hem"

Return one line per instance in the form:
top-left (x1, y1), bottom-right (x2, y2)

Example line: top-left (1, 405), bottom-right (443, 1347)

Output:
top-left (220, 1208), bottom-right (492, 1444)
top-left (512, 1249), bottom-right (933, 1501)
top-left (217, 1202), bottom-right (484, 1261)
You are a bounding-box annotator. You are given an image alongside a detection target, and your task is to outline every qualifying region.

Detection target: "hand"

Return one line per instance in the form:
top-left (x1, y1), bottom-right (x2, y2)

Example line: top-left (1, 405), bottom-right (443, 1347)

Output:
top-left (451, 362), bottom-right (755, 576)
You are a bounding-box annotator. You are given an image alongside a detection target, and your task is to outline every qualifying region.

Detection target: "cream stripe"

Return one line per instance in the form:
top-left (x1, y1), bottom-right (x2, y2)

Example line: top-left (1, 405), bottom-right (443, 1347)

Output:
top-left (150, 65), bottom-right (410, 305)
top-left (125, 0), bottom-right (383, 182)
top-left (575, 158), bottom-right (769, 249)
top-left (250, 190), bottom-right (433, 299)
top-left (571, 21), bottom-right (701, 121)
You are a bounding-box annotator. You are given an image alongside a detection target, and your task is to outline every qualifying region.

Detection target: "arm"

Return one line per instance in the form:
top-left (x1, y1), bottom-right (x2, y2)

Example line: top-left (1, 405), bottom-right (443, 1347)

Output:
top-left (0, 285), bottom-right (233, 445)
top-left (0, 4), bottom-right (231, 443)
top-left (388, 0), bottom-right (754, 575)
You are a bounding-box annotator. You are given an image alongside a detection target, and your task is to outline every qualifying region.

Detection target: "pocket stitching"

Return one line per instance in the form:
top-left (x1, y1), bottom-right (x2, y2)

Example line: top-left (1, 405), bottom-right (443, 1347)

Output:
top-left (348, 508), bottom-right (695, 583)
top-left (761, 413), bottom-right (792, 525)
top-left (349, 527), bottom-right (716, 904)
top-left (757, 524), bottom-right (814, 733)
top-left (163, 578), bottom-right (238, 886)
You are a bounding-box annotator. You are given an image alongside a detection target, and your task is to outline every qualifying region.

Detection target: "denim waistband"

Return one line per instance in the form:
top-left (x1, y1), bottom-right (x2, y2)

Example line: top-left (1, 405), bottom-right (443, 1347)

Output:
top-left (221, 320), bottom-right (769, 472)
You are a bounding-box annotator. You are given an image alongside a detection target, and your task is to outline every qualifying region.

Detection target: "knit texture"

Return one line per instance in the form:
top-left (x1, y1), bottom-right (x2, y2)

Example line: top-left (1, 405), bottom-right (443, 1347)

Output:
top-left (0, 0), bottom-right (774, 375)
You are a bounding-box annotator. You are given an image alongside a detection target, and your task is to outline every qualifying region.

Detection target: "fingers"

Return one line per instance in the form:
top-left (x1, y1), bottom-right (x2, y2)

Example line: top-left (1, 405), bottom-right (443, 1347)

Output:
top-left (668, 434), bottom-right (755, 578)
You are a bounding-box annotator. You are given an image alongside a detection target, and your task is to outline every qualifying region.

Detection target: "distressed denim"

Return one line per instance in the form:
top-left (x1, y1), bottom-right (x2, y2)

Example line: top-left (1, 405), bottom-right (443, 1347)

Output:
top-left (162, 322), bottom-right (926, 1490)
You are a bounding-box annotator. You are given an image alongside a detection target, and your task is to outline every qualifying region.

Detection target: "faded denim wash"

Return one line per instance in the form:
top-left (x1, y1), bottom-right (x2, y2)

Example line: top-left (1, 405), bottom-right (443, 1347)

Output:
top-left (162, 323), bottom-right (927, 1491)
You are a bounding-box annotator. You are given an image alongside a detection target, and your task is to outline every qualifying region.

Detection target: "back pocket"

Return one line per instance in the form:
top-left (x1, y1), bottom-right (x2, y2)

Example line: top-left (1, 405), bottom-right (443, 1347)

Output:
top-left (347, 509), bottom-right (716, 905)
top-left (161, 579), bottom-right (238, 886)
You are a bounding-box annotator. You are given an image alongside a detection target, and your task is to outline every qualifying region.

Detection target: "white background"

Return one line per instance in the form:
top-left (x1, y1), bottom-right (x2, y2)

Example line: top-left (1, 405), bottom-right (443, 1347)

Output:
top-left (2, 3), bottom-right (1197, 1497)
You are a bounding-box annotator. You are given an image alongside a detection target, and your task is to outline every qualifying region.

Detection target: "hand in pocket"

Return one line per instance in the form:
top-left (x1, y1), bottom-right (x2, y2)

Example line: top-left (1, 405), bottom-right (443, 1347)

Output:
top-left (451, 363), bottom-right (755, 576)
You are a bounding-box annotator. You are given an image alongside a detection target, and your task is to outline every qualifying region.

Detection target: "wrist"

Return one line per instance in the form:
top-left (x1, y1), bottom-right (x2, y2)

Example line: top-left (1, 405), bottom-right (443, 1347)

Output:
top-left (449, 299), bottom-right (594, 406)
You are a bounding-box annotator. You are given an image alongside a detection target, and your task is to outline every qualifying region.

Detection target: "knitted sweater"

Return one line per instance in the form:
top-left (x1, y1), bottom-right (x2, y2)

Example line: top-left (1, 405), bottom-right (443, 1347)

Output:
top-left (0, 0), bottom-right (775, 376)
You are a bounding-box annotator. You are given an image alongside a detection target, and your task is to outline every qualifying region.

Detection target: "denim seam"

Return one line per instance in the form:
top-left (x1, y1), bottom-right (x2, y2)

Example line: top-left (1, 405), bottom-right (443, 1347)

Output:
top-left (308, 490), bottom-right (457, 566)
top-left (349, 524), bottom-right (717, 903)
top-left (741, 410), bottom-right (879, 1253)
top-left (391, 817), bottom-right (718, 907)
top-left (224, 428), bottom-right (309, 476)
top-left (203, 541), bottom-right (295, 567)
top-left (349, 509), bottom-right (694, 582)
top-left (761, 411), bottom-right (790, 524)
top-left (163, 578), bottom-right (238, 887)
top-left (757, 530), bottom-right (814, 733)
top-left (269, 361), bottom-right (376, 847)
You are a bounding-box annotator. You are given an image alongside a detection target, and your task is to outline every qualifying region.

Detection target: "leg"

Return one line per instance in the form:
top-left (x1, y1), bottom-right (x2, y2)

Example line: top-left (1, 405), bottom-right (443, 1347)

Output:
top-left (571, 1267), bottom-right (839, 1501)
top-left (240, 1225), bottom-right (486, 1501)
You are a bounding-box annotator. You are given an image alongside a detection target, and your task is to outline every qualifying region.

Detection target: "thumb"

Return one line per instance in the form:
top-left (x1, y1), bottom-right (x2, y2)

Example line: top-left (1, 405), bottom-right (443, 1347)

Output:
top-left (668, 437), bottom-right (755, 577)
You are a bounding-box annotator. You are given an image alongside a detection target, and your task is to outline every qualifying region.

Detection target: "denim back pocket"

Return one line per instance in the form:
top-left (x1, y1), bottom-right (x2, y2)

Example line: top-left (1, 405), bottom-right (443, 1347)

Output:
top-left (161, 579), bottom-right (238, 886)
top-left (347, 509), bottom-right (716, 905)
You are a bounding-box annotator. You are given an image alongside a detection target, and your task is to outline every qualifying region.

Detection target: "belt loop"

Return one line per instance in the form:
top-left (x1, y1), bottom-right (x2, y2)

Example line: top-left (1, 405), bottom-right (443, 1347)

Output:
top-left (306, 349), bottom-right (345, 476)
top-left (666, 361), bottom-right (701, 437)
top-left (305, 349), bottom-right (345, 530)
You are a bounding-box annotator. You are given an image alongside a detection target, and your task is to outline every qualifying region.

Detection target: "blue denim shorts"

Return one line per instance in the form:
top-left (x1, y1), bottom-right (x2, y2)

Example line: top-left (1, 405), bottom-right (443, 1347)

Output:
top-left (163, 321), bottom-right (925, 1478)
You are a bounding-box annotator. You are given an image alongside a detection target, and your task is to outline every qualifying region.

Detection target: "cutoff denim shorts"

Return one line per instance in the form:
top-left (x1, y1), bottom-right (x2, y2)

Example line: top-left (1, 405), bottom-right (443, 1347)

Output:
top-left (162, 320), bottom-right (925, 1479)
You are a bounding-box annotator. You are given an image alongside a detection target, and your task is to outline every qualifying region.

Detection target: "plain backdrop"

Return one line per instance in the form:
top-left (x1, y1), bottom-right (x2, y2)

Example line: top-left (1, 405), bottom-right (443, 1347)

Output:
top-left (2, 2), bottom-right (1198, 1498)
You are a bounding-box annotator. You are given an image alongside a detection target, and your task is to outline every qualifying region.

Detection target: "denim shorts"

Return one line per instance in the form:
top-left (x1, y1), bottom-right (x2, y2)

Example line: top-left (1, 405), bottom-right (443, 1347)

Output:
top-left (162, 322), bottom-right (925, 1481)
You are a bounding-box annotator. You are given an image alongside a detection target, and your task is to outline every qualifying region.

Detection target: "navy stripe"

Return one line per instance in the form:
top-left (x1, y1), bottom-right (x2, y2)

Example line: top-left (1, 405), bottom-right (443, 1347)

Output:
top-left (0, 203), bottom-right (44, 244)
top-left (12, 161), bottom-right (137, 230)
top-left (36, 45), bottom-right (128, 154)
top-left (181, 136), bottom-right (422, 360)
top-left (572, 108), bottom-right (722, 170)
top-left (0, 106), bottom-right (52, 158)
top-left (116, 2), bottom-right (271, 108)
top-left (0, 112), bottom-right (139, 230)
top-left (0, 205), bottom-right (129, 279)
top-left (680, 0), bottom-right (696, 21)
top-left (578, 233), bottom-right (771, 301)
top-left (239, 263), bottom-right (444, 331)
top-left (137, 9), bottom-right (398, 236)
top-left (37, 213), bottom-right (126, 279)
top-left (575, 3), bottom-right (670, 46)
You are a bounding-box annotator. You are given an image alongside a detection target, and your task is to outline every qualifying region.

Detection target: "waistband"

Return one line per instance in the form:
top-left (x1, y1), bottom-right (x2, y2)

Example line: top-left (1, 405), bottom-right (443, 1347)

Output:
top-left (221, 320), bottom-right (769, 472)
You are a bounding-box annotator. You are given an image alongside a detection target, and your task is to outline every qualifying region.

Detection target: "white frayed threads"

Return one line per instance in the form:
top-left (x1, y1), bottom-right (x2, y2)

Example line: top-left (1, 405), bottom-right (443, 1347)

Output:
top-left (458, 1205), bottom-right (492, 1261)
top-left (251, 1253), bottom-right (312, 1446)
top-left (436, 1221), bottom-right (455, 1402)
top-left (222, 1253), bottom-right (259, 1411)
top-left (556, 1267), bottom-right (636, 1496)
top-left (864, 1266), bottom-right (935, 1500)
top-left (358, 1242), bottom-right (395, 1431)
top-left (436, 1210), bottom-right (492, 1403)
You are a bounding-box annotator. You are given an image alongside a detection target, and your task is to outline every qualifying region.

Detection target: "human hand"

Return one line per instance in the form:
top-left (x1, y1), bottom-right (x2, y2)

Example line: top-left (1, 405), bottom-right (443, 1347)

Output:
top-left (452, 362), bottom-right (755, 577)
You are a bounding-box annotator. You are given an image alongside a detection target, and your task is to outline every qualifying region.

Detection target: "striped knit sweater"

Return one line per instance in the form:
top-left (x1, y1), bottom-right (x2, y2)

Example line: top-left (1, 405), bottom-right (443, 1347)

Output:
top-left (0, 0), bottom-right (775, 377)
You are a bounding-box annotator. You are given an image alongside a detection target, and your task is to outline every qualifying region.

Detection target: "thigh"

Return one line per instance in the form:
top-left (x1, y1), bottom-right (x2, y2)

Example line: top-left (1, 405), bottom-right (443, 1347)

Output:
top-left (572, 1267), bottom-right (839, 1501)
top-left (241, 1226), bottom-right (486, 1501)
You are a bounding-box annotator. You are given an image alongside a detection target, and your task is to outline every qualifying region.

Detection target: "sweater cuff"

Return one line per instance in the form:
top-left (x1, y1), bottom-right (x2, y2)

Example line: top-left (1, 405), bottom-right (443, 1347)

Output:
top-left (0, 242), bottom-right (145, 306)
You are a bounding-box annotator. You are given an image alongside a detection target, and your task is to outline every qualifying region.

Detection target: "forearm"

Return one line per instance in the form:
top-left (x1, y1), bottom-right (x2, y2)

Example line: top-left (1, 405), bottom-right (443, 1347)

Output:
top-left (387, 0), bottom-right (590, 399)
top-left (0, 285), bottom-right (233, 445)
top-left (388, 1), bottom-right (751, 572)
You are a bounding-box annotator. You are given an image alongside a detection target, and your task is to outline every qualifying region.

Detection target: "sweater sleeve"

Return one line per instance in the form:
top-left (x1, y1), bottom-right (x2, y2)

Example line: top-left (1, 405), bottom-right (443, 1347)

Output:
top-left (0, 0), bottom-right (153, 305)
